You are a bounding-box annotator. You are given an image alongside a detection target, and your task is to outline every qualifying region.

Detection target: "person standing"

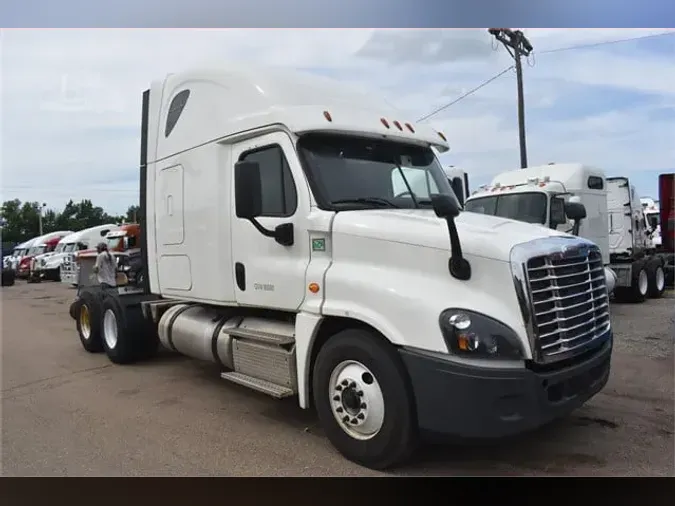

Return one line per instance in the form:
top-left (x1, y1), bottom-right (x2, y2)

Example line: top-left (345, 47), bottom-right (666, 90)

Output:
top-left (92, 242), bottom-right (117, 291)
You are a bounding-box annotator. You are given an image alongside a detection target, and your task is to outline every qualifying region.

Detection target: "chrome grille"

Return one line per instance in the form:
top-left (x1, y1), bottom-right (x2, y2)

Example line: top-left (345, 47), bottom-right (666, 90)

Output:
top-left (526, 247), bottom-right (610, 360)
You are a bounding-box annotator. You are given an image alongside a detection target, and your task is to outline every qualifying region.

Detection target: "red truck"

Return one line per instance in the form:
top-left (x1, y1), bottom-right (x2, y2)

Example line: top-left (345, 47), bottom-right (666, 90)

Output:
top-left (658, 173), bottom-right (674, 286)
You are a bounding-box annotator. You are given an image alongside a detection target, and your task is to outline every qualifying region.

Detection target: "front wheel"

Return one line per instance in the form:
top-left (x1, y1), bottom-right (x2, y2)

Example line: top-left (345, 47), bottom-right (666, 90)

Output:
top-left (312, 328), bottom-right (418, 470)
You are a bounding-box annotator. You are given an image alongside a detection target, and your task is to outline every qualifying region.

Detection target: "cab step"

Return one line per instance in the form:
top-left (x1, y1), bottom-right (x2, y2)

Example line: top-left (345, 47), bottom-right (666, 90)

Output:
top-left (220, 371), bottom-right (294, 399)
top-left (227, 327), bottom-right (295, 346)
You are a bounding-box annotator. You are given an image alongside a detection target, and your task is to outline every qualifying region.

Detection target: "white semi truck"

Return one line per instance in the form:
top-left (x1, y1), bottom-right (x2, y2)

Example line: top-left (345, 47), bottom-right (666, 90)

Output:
top-left (70, 67), bottom-right (613, 470)
top-left (464, 163), bottom-right (668, 303)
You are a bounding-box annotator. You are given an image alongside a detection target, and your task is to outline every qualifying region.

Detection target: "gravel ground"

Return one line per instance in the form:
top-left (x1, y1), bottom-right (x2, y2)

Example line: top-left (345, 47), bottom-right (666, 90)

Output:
top-left (1, 280), bottom-right (673, 476)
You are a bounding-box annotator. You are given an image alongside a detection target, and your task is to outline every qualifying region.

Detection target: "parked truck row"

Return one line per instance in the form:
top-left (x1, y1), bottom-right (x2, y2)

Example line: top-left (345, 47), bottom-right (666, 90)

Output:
top-left (2, 222), bottom-right (143, 287)
top-left (463, 164), bottom-right (674, 303)
top-left (68, 66), bottom-right (614, 470)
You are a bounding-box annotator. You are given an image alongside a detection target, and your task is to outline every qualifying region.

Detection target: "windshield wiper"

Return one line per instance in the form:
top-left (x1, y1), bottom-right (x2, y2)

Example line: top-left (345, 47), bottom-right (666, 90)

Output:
top-left (332, 197), bottom-right (401, 208)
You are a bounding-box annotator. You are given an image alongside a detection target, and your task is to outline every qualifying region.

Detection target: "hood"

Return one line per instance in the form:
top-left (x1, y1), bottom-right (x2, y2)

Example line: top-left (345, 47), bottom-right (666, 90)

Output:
top-left (34, 252), bottom-right (56, 262)
top-left (332, 209), bottom-right (570, 262)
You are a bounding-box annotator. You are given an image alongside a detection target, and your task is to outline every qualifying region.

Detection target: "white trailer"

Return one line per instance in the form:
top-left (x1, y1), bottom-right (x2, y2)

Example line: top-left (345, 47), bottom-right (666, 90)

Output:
top-left (465, 164), bottom-right (668, 302)
top-left (70, 67), bottom-right (613, 470)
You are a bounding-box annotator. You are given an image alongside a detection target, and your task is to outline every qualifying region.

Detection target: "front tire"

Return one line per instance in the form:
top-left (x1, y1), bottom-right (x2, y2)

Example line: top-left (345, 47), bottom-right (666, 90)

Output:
top-left (312, 328), bottom-right (418, 470)
top-left (647, 257), bottom-right (666, 299)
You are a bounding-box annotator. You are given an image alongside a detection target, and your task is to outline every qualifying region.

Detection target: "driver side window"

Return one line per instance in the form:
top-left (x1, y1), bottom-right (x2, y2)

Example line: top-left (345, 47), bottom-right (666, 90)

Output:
top-left (550, 197), bottom-right (566, 229)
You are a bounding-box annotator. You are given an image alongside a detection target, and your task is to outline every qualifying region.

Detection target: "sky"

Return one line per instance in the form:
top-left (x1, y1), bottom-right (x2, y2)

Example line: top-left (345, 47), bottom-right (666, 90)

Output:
top-left (1, 28), bottom-right (674, 215)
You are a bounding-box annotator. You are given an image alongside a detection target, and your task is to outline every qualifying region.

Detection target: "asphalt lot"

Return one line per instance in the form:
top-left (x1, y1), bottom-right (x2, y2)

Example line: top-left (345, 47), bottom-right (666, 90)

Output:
top-left (1, 280), bottom-right (673, 476)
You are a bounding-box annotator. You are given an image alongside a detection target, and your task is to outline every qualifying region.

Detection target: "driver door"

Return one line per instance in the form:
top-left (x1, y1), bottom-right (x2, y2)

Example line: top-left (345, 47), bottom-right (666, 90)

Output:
top-left (230, 132), bottom-right (311, 311)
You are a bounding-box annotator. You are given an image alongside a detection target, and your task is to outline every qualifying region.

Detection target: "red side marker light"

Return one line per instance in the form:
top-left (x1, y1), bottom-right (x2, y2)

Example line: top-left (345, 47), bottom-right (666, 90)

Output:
top-left (323, 111), bottom-right (332, 122)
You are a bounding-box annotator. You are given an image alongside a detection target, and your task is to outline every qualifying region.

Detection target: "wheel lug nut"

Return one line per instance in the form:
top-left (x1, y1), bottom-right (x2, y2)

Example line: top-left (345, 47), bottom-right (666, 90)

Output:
top-left (342, 416), bottom-right (349, 423)
top-left (350, 418), bottom-right (358, 424)
top-left (349, 382), bottom-right (356, 388)
top-left (360, 403), bottom-right (366, 409)
top-left (357, 413), bottom-right (365, 420)
top-left (341, 380), bottom-right (349, 386)
top-left (336, 385), bottom-right (342, 391)
top-left (357, 391), bottom-right (363, 397)
top-left (333, 395), bottom-right (340, 401)
top-left (336, 407), bottom-right (343, 413)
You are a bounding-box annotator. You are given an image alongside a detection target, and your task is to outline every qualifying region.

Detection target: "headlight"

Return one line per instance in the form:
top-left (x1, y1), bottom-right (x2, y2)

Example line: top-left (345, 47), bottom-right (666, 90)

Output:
top-left (438, 309), bottom-right (523, 359)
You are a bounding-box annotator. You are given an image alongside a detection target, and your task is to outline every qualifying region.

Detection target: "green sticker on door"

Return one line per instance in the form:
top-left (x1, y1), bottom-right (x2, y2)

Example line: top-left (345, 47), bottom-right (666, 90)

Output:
top-left (312, 238), bottom-right (326, 252)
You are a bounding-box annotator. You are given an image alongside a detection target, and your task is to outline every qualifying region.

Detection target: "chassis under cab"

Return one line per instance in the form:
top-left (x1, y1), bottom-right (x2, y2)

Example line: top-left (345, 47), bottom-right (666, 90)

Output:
top-left (71, 67), bottom-right (613, 470)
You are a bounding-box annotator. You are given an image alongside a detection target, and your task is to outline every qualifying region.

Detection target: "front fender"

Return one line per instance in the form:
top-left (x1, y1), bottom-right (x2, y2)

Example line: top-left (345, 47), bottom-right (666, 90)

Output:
top-left (322, 237), bottom-right (530, 357)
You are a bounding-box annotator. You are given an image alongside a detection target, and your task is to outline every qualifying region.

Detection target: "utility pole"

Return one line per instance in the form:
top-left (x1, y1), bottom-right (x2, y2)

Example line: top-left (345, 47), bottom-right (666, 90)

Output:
top-left (37, 202), bottom-right (46, 235)
top-left (488, 28), bottom-right (533, 169)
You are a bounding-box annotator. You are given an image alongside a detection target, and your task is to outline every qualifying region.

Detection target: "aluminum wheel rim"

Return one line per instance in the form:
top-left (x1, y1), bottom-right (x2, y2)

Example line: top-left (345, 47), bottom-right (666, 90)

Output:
top-left (80, 305), bottom-right (91, 340)
top-left (328, 360), bottom-right (385, 441)
top-left (103, 309), bottom-right (118, 350)
top-left (655, 266), bottom-right (665, 292)
top-left (638, 270), bottom-right (648, 295)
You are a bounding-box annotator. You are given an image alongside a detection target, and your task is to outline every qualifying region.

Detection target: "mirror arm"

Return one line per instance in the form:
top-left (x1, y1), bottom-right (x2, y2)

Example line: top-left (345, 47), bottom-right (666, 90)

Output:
top-left (444, 218), bottom-right (472, 281)
top-left (247, 218), bottom-right (276, 238)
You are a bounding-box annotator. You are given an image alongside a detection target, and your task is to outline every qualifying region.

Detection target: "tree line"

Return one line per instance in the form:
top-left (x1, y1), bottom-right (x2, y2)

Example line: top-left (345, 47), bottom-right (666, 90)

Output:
top-left (0, 199), bottom-right (140, 247)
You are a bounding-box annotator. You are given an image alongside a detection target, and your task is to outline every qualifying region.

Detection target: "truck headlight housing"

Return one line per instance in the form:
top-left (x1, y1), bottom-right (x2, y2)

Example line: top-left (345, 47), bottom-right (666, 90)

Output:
top-left (439, 309), bottom-right (523, 359)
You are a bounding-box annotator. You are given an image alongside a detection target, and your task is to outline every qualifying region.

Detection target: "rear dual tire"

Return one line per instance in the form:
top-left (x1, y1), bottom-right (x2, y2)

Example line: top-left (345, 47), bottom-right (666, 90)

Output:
top-left (614, 262), bottom-right (649, 303)
top-left (646, 257), bottom-right (666, 299)
top-left (100, 295), bottom-right (159, 364)
top-left (75, 288), bottom-right (159, 363)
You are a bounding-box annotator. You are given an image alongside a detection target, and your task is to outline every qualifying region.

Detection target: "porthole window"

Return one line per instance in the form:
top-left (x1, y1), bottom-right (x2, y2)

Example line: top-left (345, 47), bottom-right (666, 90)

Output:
top-left (588, 176), bottom-right (604, 190)
top-left (165, 90), bottom-right (190, 138)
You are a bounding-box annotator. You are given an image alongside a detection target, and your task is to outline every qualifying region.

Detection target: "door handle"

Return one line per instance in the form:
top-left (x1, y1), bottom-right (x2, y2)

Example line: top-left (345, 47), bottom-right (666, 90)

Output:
top-left (235, 262), bottom-right (246, 291)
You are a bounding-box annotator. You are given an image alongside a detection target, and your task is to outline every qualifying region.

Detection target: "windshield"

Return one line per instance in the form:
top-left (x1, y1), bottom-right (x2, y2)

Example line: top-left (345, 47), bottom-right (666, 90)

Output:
top-left (107, 235), bottom-right (125, 251)
top-left (28, 246), bottom-right (46, 255)
top-left (63, 243), bottom-right (76, 253)
top-left (297, 133), bottom-right (458, 210)
top-left (464, 192), bottom-right (548, 224)
top-left (645, 212), bottom-right (659, 231)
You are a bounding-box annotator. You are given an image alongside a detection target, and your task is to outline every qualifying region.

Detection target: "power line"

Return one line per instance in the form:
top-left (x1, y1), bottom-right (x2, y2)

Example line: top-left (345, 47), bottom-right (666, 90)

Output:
top-left (416, 31), bottom-right (675, 123)
top-left (539, 30), bottom-right (675, 54)
top-left (417, 65), bottom-right (514, 122)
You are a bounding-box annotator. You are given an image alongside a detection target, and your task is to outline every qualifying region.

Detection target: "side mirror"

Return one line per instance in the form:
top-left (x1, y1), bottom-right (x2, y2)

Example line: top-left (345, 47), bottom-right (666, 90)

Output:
top-left (565, 201), bottom-right (587, 222)
top-left (234, 161), bottom-right (263, 220)
top-left (430, 193), bottom-right (461, 219)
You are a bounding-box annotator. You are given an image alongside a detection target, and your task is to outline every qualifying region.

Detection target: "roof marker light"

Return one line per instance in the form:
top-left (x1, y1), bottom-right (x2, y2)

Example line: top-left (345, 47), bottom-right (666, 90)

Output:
top-left (393, 120), bottom-right (403, 131)
top-left (437, 131), bottom-right (447, 142)
top-left (323, 111), bottom-right (332, 122)
top-left (405, 122), bottom-right (415, 133)
top-left (381, 118), bottom-right (390, 128)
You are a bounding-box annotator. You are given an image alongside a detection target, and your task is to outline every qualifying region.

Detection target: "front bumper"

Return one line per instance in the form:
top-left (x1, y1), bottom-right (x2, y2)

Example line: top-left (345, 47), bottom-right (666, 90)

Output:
top-left (399, 331), bottom-right (612, 440)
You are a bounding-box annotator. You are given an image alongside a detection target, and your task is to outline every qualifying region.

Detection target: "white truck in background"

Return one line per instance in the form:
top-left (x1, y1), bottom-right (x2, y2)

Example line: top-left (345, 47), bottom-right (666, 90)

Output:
top-left (32, 231), bottom-right (82, 281)
top-left (70, 66), bottom-right (613, 470)
top-left (464, 164), bottom-right (668, 303)
top-left (640, 198), bottom-right (661, 248)
top-left (444, 166), bottom-right (469, 206)
top-left (60, 224), bottom-right (120, 286)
